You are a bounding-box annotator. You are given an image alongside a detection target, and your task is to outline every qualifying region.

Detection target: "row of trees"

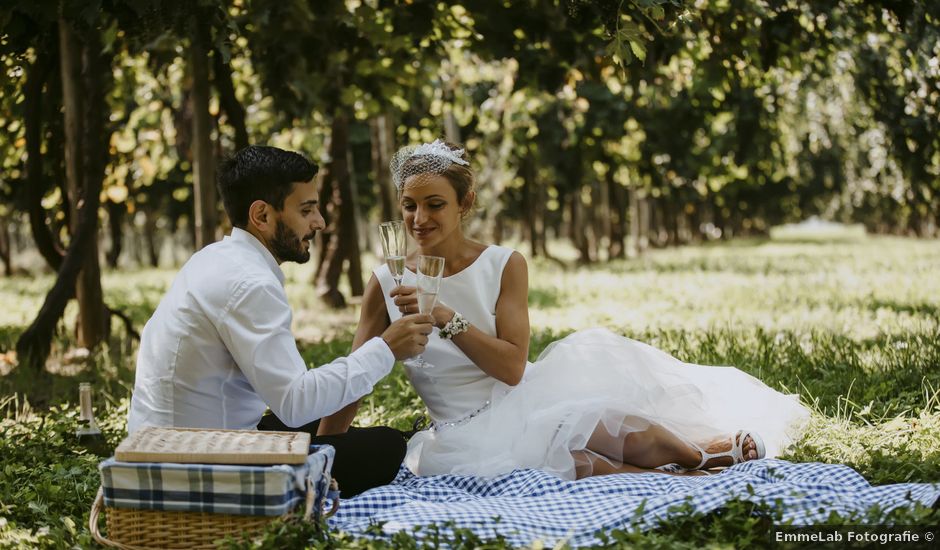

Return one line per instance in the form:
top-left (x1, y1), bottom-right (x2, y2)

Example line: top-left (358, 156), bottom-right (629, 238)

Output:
top-left (1, 0), bottom-right (688, 368)
top-left (1, 1), bottom-right (938, 369)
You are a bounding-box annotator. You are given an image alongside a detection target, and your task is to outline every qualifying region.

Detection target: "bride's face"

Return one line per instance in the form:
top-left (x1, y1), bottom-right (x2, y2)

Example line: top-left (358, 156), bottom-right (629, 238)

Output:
top-left (401, 174), bottom-right (462, 247)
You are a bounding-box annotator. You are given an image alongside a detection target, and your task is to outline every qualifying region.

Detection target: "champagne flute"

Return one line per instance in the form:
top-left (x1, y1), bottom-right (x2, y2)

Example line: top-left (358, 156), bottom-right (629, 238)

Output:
top-left (379, 221), bottom-right (406, 286)
top-left (405, 255), bottom-right (445, 369)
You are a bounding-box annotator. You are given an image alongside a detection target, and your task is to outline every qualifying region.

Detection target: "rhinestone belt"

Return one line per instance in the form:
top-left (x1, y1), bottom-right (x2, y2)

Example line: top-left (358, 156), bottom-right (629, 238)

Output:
top-left (429, 400), bottom-right (492, 432)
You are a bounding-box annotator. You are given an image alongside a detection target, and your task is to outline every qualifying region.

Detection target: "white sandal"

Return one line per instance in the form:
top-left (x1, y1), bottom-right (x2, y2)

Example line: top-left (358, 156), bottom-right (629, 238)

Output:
top-left (693, 430), bottom-right (766, 470)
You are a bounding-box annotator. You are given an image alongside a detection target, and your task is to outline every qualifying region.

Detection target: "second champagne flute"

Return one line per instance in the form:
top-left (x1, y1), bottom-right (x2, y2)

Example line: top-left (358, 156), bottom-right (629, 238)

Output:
top-left (405, 255), bottom-right (445, 369)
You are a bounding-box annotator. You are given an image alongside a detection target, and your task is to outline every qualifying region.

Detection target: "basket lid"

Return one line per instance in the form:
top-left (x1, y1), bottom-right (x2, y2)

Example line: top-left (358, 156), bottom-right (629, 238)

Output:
top-left (115, 427), bottom-right (310, 464)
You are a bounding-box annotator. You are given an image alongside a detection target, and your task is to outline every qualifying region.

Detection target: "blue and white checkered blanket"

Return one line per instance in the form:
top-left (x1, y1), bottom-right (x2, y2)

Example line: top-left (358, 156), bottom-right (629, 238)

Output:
top-left (329, 460), bottom-right (940, 547)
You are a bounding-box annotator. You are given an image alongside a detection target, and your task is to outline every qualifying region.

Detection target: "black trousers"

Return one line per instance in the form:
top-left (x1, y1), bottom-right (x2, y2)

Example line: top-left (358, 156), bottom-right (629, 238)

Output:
top-left (257, 414), bottom-right (406, 498)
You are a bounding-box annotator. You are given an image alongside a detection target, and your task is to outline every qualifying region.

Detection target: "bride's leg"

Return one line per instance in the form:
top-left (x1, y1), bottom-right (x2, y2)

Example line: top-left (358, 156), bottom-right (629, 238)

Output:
top-left (587, 421), bottom-right (698, 469)
top-left (571, 450), bottom-right (706, 479)
top-left (586, 417), bottom-right (759, 470)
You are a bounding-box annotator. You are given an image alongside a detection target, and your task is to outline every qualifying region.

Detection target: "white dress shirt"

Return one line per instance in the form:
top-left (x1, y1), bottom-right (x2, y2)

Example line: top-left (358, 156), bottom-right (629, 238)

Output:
top-left (127, 227), bottom-right (394, 433)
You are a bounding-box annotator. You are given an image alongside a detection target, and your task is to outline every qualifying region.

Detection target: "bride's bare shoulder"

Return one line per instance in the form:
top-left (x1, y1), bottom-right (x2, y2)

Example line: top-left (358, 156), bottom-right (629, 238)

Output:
top-left (465, 239), bottom-right (489, 254)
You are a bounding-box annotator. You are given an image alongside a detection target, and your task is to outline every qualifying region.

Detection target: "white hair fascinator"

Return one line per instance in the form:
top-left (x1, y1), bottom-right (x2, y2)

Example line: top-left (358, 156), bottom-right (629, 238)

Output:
top-left (390, 139), bottom-right (470, 191)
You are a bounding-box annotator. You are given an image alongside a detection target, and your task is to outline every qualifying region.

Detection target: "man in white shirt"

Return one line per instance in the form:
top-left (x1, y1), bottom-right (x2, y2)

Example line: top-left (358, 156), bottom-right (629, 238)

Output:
top-left (128, 145), bottom-right (433, 496)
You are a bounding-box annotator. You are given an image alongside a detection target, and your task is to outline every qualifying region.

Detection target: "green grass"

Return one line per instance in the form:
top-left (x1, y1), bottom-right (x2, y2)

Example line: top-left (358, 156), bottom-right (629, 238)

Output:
top-left (1, 235), bottom-right (939, 548)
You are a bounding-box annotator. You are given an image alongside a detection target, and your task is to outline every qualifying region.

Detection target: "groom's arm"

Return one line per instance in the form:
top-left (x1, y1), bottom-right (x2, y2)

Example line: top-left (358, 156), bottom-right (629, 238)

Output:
top-left (318, 275), bottom-right (392, 435)
top-left (316, 399), bottom-right (361, 435)
top-left (218, 277), bottom-right (395, 427)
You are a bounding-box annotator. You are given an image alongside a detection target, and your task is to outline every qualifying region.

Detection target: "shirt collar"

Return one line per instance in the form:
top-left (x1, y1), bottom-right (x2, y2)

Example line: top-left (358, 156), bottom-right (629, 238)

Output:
top-left (227, 227), bottom-right (286, 286)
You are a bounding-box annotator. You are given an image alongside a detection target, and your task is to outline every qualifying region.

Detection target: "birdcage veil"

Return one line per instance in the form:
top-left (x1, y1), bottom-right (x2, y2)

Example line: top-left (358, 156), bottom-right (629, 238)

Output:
top-left (390, 139), bottom-right (470, 191)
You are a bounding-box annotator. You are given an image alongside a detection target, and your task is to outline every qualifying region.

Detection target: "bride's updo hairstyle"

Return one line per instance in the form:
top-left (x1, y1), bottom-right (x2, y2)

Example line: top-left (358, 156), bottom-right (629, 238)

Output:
top-left (391, 139), bottom-right (476, 218)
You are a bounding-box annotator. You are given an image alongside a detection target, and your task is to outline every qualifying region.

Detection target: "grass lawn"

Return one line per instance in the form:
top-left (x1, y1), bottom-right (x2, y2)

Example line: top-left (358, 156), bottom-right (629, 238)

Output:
top-left (1, 235), bottom-right (938, 548)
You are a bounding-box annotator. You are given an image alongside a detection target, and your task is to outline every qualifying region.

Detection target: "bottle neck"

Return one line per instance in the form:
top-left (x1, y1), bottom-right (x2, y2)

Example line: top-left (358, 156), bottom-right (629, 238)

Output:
top-left (77, 384), bottom-right (100, 434)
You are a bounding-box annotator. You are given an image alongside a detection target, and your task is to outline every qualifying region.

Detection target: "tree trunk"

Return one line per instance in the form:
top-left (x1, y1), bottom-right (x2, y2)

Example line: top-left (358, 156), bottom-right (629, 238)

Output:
top-left (672, 196), bottom-right (684, 245)
top-left (212, 48), bottom-right (249, 151)
top-left (628, 187), bottom-right (639, 257)
top-left (443, 108), bottom-right (461, 145)
top-left (316, 114), bottom-right (362, 308)
top-left (638, 194), bottom-right (650, 254)
top-left (144, 209), bottom-right (160, 267)
top-left (171, 87), bottom-right (196, 250)
top-left (60, 20), bottom-right (83, 227)
top-left (678, 209), bottom-right (689, 244)
top-left (443, 86), bottom-right (461, 144)
top-left (586, 184), bottom-right (599, 262)
top-left (105, 200), bottom-right (125, 268)
top-left (76, 23), bottom-right (108, 348)
top-left (190, 28), bottom-right (217, 250)
top-left (658, 196), bottom-right (670, 246)
top-left (562, 147), bottom-right (591, 264)
top-left (655, 198), bottom-right (669, 247)
top-left (51, 116), bottom-right (70, 240)
top-left (16, 168), bottom-right (104, 369)
top-left (370, 114), bottom-right (397, 222)
top-left (712, 197), bottom-right (727, 240)
top-left (24, 47), bottom-right (64, 271)
top-left (59, 18), bottom-right (106, 348)
top-left (592, 180), bottom-right (605, 261)
top-left (569, 192), bottom-right (592, 264)
top-left (0, 217), bottom-right (11, 276)
top-left (535, 169), bottom-right (552, 259)
top-left (607, 171), bottom-right (625, 260)
top-left (596, 171), bottom-right (611, 261)
top-left (17, 19), bottom-right (108, 369)
top-left (345, 135), bottom-right (364, 298)
top-left (521, 153), bottom-right (538, 257)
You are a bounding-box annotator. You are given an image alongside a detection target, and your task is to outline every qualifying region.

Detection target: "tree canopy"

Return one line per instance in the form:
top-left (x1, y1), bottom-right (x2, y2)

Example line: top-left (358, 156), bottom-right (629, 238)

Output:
top-left (0, 0), bottom-right (937, 363)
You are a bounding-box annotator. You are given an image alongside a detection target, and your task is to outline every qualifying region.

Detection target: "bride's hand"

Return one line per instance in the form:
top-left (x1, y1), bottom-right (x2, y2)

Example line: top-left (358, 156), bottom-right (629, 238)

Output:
top-left (390, 286), bottom-right (453, 328)
top-left (390, 286), bottom-right (418, 315)
top-left (430, 304), bottom-right (455, 329)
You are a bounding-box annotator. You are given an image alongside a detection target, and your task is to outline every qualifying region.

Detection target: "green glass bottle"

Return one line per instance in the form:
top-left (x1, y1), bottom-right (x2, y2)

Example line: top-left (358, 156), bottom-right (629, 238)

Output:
top-left (76, 383), bottom-right (110, 457)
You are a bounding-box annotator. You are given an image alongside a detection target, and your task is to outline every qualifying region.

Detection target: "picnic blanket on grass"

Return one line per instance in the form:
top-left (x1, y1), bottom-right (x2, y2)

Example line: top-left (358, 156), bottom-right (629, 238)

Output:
top-left (329, 459), bottom-right (940, 547)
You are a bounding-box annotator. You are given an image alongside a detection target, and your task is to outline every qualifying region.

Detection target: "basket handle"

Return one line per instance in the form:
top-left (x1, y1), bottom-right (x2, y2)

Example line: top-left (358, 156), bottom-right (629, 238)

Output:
top-left (89, 487), bottom-right (151, 550)
top-left (304, 477), bottom-right (340, 521)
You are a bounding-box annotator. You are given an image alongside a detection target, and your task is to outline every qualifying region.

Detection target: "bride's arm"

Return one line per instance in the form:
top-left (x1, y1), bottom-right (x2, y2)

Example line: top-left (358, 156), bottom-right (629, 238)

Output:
top-left (316, 274), bottom-right (391, 435)
top-left (442, 251), bottom-right (530, 385)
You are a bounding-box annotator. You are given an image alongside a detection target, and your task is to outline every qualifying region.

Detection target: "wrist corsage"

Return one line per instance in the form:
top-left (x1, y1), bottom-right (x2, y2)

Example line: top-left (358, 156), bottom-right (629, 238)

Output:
top-left (439, 311), bottom-right (470, 340)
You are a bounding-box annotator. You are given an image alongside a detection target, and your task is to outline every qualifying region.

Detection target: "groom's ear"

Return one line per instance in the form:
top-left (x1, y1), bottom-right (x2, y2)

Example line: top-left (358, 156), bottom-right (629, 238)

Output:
top-left (247, 200), bottom-right (272, 232)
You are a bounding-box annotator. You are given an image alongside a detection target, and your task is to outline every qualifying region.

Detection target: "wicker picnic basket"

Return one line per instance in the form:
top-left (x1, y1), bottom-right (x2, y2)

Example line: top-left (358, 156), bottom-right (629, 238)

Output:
top-left (89, 428), bottom-right (339, 549)
top-left (89, 480), bottom-right (339, 549)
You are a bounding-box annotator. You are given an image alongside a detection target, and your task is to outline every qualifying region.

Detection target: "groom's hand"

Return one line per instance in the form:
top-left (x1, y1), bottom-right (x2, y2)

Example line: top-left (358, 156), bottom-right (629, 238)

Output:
top-left (382, 313), bottom-right (434, 360)
top-left (391, 286), bottom-right (454, 327)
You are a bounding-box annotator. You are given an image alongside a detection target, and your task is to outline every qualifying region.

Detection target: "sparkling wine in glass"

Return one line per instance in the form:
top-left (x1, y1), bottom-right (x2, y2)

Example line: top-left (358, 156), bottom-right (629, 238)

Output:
top-left (386, 255), bottom-right (406, 285)
top-left (405, 255), bottom-right (445, 369)
top-left (379, 221), bottom-right (406, 286)
top-left (417, 291), bottom-right (439, 314)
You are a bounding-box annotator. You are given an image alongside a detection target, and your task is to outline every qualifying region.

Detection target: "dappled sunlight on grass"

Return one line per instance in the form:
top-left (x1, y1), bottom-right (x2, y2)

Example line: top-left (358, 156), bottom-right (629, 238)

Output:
top-left (523, 236), bottom-right (940, 340)
top-left (788, 404), bottom-right (940, 485)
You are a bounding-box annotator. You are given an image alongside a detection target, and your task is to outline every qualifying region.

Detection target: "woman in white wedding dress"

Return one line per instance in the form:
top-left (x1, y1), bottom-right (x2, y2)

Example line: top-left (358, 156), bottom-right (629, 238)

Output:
top-left (320, 140), bottom-right (810, 480)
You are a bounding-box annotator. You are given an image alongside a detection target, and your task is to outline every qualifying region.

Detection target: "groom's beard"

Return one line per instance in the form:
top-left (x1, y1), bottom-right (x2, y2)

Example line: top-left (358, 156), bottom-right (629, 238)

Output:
top-left (270, 220), bottom-right (314, 264)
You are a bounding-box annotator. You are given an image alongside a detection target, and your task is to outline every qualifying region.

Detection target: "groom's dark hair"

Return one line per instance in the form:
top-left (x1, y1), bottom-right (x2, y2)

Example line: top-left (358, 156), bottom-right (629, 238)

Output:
top-left (217, 145), bottom-right (319, 228)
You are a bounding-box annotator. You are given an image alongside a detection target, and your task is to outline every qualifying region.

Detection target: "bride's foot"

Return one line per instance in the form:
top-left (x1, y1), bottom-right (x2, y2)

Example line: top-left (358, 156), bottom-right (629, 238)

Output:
top-left (687, 430), bottom-right (765, 470)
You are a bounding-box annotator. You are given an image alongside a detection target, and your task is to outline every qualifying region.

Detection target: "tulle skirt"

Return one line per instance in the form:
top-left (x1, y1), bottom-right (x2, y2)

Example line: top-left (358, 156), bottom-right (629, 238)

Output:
top-left (405, 328), bottom-right (811, 480)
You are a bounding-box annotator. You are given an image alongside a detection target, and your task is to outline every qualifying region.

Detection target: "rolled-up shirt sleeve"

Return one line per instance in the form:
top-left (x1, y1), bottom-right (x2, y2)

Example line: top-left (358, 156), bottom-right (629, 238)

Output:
top-left (216, 278), bottom-right (394, 427)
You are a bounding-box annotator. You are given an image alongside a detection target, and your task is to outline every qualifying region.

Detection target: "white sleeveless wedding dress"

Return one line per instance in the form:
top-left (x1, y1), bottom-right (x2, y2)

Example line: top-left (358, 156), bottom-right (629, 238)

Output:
top-left (375, 246), bottom-right (810, 480)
